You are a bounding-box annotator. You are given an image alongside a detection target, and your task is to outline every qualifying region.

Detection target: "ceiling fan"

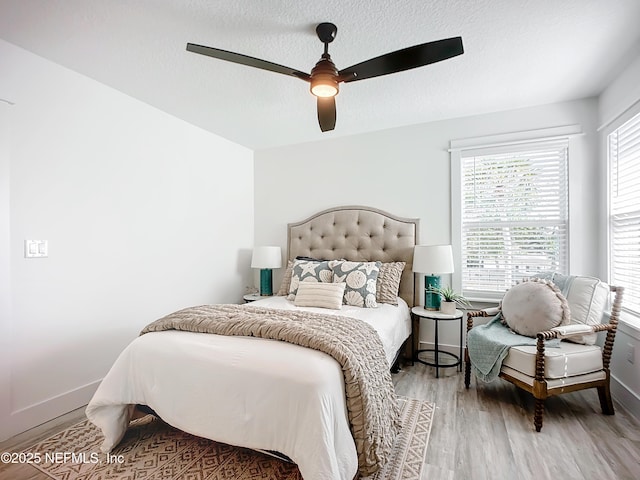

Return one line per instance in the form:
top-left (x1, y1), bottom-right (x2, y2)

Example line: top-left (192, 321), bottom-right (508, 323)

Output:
top-left (186, 23), bottom-right (463, 132)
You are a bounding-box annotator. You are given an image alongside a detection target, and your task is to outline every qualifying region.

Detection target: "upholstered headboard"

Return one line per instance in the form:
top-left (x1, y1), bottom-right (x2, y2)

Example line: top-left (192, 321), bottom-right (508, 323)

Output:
top-left (287, 206), bottom-right (419, 307)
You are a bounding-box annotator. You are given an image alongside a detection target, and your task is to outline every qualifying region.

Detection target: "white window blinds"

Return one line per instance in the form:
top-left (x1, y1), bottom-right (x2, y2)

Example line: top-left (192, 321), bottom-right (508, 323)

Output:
top-left (609, 111), bottom-right (640, 315)
top-left (460, 140), bottom-right (569, 297)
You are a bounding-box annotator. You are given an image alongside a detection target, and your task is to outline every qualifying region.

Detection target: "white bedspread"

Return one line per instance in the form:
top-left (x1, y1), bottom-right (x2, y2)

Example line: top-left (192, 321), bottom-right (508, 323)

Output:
top-left (252, 295), bottom-right (411, 367)
top-left (85, 297), bottom-right (410, 480)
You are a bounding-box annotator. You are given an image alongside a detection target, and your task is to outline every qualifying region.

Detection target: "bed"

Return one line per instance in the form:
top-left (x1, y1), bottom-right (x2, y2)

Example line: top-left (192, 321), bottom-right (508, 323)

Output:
top-left (86, 205), bottom-right (419, 480)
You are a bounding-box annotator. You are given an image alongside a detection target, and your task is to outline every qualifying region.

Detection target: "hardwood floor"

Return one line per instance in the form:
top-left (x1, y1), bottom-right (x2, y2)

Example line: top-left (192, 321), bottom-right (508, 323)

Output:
top-left (394, 362), bottom-right (640, 480)
top-left (1, 363), bottom-right (639, 480)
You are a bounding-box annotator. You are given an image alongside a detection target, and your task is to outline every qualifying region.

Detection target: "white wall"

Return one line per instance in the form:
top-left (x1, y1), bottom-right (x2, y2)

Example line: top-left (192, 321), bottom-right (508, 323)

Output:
top-left (598, 47), bottom-right (640, 131)
top-left (598, 48), bottom-right (640, 418)
top-left (0, 101), bottom-right (12, 442)
top-left (255, 98), bottom-right (600, 357)
top-left (0, 40), bottom-right (254, 440)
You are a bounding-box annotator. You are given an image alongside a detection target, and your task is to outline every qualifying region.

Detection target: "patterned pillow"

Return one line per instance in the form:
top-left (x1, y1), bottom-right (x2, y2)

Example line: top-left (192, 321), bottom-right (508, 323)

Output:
top-left (376, 262), bottom-right (406, 305)
top-left (287, 259), bottom-right (334, 300)
top-left (330, 260), bottom-right (382, 308)
top-left (277, 257), bottom-right (327, 296)
top-left (294, 282), bottom-right (346, 310)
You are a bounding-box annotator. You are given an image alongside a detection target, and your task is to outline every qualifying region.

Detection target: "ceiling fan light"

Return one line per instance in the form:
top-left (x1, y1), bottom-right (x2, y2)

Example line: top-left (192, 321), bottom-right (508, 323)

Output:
top-left (311, 77), bottom-right (339, 97)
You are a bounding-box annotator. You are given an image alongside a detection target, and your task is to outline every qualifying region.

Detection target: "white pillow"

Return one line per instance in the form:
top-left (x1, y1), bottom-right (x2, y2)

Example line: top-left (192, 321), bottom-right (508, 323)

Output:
top-left (534, 273), bottom-right (610, 344)
top-left (561, 275), bottom-right (609, 344)
top-left (501, 278), bottom-right (571, 337)
top-left (294, 282), bottom-right (346, 310)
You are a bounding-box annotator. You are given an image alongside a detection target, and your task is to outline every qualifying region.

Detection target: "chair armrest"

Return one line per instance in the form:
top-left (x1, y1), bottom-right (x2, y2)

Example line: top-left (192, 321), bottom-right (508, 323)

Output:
top-left (466, 309), bottom-right (495, 332)
top-left (536, 322), bottom-right (617, 341)
top-left (551, 324), bottom-right (596, 338)
top-left (532, 322), bottom-right (618, 380)
top-left (482, 306), bottom-right (500, 316)
top-left (467, 307), bottom-right (498, 318)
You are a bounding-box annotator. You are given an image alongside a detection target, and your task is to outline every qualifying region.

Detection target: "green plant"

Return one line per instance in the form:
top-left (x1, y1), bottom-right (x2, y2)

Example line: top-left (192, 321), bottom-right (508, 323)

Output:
top-left (428, 285), bottom-right (471, 307)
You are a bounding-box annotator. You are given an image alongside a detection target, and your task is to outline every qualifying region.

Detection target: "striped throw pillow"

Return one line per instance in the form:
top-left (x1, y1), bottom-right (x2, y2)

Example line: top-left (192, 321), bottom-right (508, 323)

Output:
top-left (294, 282), bottom-right (346, 310)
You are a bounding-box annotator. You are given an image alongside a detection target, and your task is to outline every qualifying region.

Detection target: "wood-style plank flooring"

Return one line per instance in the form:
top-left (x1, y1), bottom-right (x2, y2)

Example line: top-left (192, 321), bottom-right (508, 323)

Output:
top-left (1, 362), bottom-right (639, 480)
top-left (394, 362), bottom-right (640, 480)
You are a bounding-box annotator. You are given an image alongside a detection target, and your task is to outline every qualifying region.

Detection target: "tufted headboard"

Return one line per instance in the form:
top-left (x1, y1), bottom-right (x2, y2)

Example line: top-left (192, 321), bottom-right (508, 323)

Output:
top-left (287, 206), bottom-right (419, 307)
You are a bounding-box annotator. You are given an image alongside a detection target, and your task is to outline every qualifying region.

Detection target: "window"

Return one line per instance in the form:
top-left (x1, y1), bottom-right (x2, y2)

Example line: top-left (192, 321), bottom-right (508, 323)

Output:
top-left (608, 111), bottom-right (640, 315)
top-left (453, 137), bottom-right (569, 299)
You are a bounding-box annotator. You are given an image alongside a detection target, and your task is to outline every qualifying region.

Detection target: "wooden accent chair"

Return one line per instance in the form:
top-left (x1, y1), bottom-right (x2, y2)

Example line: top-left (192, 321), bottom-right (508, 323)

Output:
top-left (464, 281), bottom-right (623, 432)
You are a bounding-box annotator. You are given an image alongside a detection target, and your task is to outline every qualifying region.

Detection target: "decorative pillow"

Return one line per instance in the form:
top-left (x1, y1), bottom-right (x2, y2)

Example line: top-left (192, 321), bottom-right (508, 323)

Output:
top-left (294, 282), bottom-right (346, 310)
top-left (376, 261), bottom-right (406, 305)
top-left (276, 260), bottom-right (294, 296)
top-left (533, 273), bottom-right (609, 344)
top-left (277, 256), bottom-right (329, 296)
top-left (501, 278), bottom-right (570, 337)
top-left (330, 260), bottom-right (382, 308)
top-left (287, 259), bottom-right (334, 300)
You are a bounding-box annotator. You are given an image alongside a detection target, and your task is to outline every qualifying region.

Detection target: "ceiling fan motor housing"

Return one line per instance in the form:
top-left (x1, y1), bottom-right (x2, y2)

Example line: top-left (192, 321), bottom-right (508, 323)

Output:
top-left (310, 54), bottom-right (339, 97)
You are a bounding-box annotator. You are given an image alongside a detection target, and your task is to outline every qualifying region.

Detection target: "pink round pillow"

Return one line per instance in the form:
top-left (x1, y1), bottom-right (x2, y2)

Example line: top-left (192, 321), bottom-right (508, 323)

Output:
top-left (501, 278), bottom-right (571, 337)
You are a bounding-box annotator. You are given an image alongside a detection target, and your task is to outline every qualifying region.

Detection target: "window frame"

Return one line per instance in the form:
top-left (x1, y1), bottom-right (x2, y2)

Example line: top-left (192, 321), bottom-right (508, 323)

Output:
top-left (451, 125), bottom-right (581, 301)
top-left (605, 105), bottom-right (640, 320)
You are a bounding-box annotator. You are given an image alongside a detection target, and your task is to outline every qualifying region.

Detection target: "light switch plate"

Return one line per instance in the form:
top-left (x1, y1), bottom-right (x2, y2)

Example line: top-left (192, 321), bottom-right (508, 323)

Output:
top-left (25, 240), bottom-right (48, 258)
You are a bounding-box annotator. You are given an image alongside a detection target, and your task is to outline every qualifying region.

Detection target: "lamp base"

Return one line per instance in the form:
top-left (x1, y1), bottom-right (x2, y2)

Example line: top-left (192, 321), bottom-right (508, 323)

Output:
top-left (259, 268), bottom-right (273, 296)
top-left (424, 275), bottom-right (441, 310)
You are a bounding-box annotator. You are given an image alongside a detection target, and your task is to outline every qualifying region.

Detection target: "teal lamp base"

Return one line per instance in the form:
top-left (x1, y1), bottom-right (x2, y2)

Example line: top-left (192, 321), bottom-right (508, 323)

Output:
top-left (424, 275), bottom-right (441, 310)
top-left (259, 268), bottom-right (273, 296)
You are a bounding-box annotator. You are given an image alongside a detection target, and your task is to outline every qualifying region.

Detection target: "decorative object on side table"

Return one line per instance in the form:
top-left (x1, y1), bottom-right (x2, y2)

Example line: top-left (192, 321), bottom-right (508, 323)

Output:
top-left (251, 246), bottom-right (282, 296)
top-left (427, 285), bottom-right (471, 315)
top-left (412, 245), bottom-right (454, 310)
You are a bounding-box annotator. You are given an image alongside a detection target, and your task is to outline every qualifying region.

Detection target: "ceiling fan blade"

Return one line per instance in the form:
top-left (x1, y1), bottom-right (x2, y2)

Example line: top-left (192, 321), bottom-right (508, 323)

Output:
top-left (186, 43), bottom-right (311, 81)
top-left (338, 37), bottom-right (463, 83)
top-left (317, 96), bottom-right (336, 132)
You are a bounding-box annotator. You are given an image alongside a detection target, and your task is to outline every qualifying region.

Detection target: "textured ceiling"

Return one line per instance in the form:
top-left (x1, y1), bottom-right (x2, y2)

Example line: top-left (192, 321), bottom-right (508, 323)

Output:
top-left (1, 0), bottom-right (640, 150)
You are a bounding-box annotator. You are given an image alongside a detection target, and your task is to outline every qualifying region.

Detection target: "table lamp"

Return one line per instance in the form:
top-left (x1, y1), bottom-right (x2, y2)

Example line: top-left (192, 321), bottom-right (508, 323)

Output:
top-left (412, 245), bottom-right (454, 310)
top-left (251, 246), bottom-right (282, 296)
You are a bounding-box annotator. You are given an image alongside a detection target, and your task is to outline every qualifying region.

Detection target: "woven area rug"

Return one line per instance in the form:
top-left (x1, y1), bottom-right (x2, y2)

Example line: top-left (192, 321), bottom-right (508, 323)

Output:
top-left (24, 396), bottom-right (433, 480)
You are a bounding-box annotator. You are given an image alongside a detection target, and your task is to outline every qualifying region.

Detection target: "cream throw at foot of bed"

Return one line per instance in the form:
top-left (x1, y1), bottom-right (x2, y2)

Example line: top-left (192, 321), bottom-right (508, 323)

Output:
top-left (140, 304), bottom-right (401, 477)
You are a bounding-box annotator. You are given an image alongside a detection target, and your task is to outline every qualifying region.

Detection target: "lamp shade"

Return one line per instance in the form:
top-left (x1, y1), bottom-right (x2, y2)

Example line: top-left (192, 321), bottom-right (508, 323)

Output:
top-left (251, 246), bottom-right (282, 269)
top-left (412, 245), bottom-right (454, 274)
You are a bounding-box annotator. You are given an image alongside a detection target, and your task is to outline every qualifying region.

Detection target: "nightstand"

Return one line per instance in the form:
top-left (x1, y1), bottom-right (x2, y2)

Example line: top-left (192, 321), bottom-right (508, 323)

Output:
top-left (243, 293), bottom-right (262, 303)
top-left (412, 306), bottom-right (464, 378)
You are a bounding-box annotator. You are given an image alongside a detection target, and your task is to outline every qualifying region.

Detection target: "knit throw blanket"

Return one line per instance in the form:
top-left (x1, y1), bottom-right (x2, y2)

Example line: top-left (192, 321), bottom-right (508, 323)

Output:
top-left (467, 313), bottom-right (559, 382)
top-left (140, 304), bottom-right (401, 477)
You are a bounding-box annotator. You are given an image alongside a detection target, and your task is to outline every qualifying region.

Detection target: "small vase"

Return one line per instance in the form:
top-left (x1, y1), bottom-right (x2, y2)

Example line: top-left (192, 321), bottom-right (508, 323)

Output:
top-left (440, 301), bottom-right (456, 315)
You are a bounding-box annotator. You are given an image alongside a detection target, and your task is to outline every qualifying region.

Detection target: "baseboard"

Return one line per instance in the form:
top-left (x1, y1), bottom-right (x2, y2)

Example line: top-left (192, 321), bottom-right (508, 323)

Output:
top-left (611, 374), bottom-right (640, 420)
top-left (1, 379), bottom-right (101, 441)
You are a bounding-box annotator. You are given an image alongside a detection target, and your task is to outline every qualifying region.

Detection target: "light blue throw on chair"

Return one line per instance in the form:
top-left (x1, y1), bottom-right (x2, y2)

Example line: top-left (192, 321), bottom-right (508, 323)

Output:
top-left (467, 312), bottom-right (559, 382)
